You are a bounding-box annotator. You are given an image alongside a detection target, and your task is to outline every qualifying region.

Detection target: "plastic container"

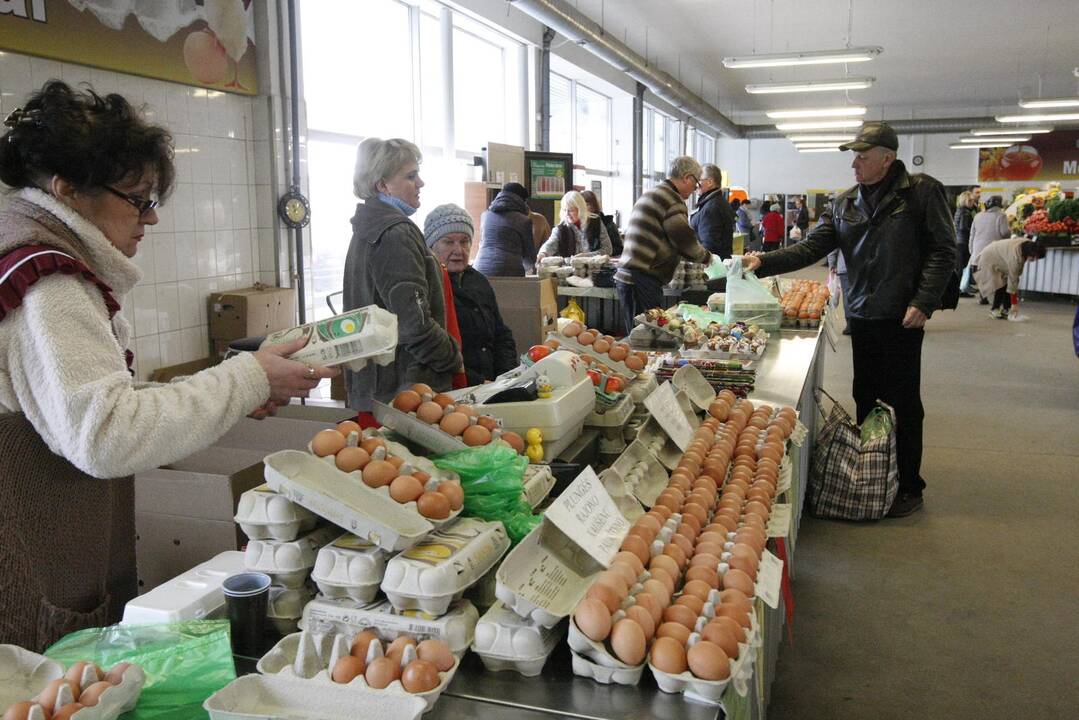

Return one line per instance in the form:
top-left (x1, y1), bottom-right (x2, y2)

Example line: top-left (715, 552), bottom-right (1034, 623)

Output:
top-left (122, 551), bottom-right (245, 624)
top-left (204, 674), bottom-right (426, 720)
top-left (522, 464), bottom-right (556, 509)
top-left (243, 525), bottom-right (340, 588)
top-left (311, 534), bottom-right (390, 603)
top-left (381, 518), bottom-right (510, 615)
top-left (0, 645), bottom-right (146, 720)
top-left (586, 393), bottom-right (635, 428)
top-left (471, 602), bottom-right (564, 677)
top-left (299, 597), bottom-right (479, 656)
top-left (235, 484), bottom-right (318, 542)
top-left (260, 305), bottom-right (398, 372)
top-left (263, 450), bottom-right (448, 552)
top-left (267, 585), bottom-right (316, 635)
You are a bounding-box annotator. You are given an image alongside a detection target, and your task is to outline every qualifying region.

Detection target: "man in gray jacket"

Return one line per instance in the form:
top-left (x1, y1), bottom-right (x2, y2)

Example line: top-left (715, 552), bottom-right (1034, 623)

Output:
top-left (744, 123), bottom-right (956, 517)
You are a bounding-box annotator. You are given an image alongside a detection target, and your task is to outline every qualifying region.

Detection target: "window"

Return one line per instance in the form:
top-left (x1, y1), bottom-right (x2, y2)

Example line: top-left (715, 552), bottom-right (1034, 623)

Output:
top-left (419, 11), bottom-right (444, 150)
top-left (549, 72), bottom-right (572, 154)
top-left (575, 83), bottom-right (611, 171)
top-left (694, 130), bottom-right (716, 166)
top-left (453, 11), bottom-right (524, 153)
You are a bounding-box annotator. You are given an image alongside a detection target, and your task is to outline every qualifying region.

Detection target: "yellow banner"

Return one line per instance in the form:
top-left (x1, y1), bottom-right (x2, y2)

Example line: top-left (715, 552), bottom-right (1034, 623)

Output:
top-left (0, 0), bottom-right (258, 95)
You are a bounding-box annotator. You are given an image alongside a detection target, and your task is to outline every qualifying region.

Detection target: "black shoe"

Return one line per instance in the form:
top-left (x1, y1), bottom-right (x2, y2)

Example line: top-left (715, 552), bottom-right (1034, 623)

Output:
top-left (978, 297), bottom-right (989, 305)
top-left (887, 493), bottom-right (924, 518)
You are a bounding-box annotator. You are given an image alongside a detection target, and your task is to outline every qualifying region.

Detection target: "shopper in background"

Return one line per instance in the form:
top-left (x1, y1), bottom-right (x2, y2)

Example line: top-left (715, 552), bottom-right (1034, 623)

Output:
top-left (344, 137), bottom-right (462, 411)
top-left (969, 195), bottom-right (1011, 271)
top-left (690, 163), bottom-right (736, 259)
top-left (475, 182), bottom-right (536, 277)
top-left (425, 204), bottom-right (518, 385)
top-left (759, 203), bottom-right (785, 250)
top-left (743, 122), bottom-right (955, 517)
top-left (735, 198), bottom-right (755, 248)
top-left (615, 155), bottom-right (712, 333)
top-left (0, 81), bottom-right (337, 650)
top-left (537, 189), bottom-right (611, 261)
top-left (582, 189), bottom-right (622, 257)
top-left (529, 209), bottom-right (551, 258)
top-left (953, 190), bottom-right (977, 296)
top-left (972, 237), bottom-right (1047, 319)
top-left (794, 196), bottom-right (810, 240)
top-left (969, 184), bottom-right (982, 209)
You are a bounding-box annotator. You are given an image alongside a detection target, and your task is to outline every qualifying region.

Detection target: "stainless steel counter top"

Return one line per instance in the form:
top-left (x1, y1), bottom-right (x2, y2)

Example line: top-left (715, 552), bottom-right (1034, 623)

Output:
top-left (749, 325), bottom-right (827, 408)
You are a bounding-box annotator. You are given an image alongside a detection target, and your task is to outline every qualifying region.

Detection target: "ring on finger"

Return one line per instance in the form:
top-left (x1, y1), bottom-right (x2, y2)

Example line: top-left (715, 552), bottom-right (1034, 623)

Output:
top-left (304, 362), bottom-right (316, 380)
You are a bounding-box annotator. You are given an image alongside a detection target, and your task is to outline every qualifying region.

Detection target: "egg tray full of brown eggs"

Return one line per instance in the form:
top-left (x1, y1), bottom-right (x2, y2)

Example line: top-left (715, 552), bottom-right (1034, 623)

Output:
top-left (0, 650), bottom-right (144, 720)
top-left (373, 384), bottom-right (527, 457)
top-left (253, 630), bottom-right (459, 713)
top-left (567, 391), bottom-right (794, 703)
top-left (552, 322), bottom-right (648, 377)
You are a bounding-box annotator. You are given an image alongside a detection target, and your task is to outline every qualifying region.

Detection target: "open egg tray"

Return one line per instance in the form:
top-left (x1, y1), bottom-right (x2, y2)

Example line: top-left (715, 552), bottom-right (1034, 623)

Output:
top-left (242, 525), bottom-right (340, 588)
top-left (311, 534), bottom-right (391, 604)
top-left (471, 602), bottom-right (564, 677)
top-left (267, 584), bottom-right (316, 636)
top-left (610, 439), bottom-right (670, 508)
top-left (569, 647), bottom-right (646, 686)
top-left (203, 674), bottom-right (426, 720)
top-left (263, 450), bottom-right (456, 553)
top-left (546, 333), bottom-right (642, 379)
top-left (381, 518), bottom-right (510, 616)
top-left (670, 364), bottom-right (721, 413)
top-left (256, 630), bottom-right (458, 713)
top-left (635, 416), bottom-right (685, 470)
top-left (371, 401), bottom-right (470, 455)
top-left (0, 645), bottom-right (145, 720)
top-left (299, 597), bottom-right (479, 656)
top-left (235, 485), bottom-right (318, 542)
top-left (566, 613), bottom-right (648, 686)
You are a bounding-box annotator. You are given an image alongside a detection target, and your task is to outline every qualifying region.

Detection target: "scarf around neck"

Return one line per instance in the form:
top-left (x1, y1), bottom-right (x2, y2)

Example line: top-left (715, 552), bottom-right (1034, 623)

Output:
top-left (379, 193), bottom-right (418, 217)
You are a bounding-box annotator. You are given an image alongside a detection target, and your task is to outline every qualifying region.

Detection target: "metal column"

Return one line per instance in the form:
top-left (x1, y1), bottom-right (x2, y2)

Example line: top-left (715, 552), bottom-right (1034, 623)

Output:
top-left (632, 81), bottom-right (644, 201)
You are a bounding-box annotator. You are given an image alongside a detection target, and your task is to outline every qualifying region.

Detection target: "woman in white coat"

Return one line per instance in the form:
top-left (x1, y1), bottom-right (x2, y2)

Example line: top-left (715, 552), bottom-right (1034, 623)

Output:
top-left (972, 238), bottom-right (1047, 319)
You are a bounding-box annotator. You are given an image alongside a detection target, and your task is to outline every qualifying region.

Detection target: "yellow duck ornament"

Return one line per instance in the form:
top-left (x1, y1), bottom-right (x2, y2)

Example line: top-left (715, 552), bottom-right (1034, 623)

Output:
top-left (525, 428), bottom-right (544, 463)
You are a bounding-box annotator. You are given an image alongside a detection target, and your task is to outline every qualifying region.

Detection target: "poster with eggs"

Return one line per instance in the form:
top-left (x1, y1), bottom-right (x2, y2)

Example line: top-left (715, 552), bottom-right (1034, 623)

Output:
top-left (0, 0), bottom-right (258, 95)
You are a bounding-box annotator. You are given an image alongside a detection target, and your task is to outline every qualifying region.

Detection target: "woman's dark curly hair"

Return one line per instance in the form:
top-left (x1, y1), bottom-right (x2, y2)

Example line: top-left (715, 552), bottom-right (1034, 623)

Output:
top-left (0, 80), bottom-right (175, 200)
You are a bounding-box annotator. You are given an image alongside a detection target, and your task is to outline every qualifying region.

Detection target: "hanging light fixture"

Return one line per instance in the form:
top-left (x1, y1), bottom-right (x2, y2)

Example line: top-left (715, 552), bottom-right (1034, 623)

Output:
top-left (949, 142), bottom-right (1012, 149)
top-left (775, 119), bottom-right (864, 131)
top-left (723, 46), bottom-right (882, 69)
top-left (995, 112), bottom-right (1079, 123)
top-left (798, 147), bottom-right (843, 153)
top-left (794, 142), bottom-right (846, 149)
top-left (957, 135), bottom-right (1029, 143)
top-left (1017, 97), bottom-right (1079, 109)
top-left (745, 78), bottom-right (875, 94)
top-left (969, 127), bottom-right (1052, 135)
top-left (786, 134), bottom-right (858, 142)
top-left (767, 106), bottom-right (867, 119)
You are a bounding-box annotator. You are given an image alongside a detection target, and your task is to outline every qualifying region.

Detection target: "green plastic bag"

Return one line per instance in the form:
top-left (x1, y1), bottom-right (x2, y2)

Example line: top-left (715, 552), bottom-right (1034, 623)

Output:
top-left (432, 443), bottom-right (542, 544)
top-left (860, 406), bottom-right (895, 444)
top-left (704, 253), bottom-right (728, 280)
top-left (45, 620), bottom-right (236, 720)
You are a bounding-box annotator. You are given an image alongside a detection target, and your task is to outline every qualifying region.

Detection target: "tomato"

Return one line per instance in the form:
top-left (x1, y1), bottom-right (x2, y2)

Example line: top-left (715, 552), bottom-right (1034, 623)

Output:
top-left (528, 345), bottom-right (551, 363)
top-left (604, 376), bottom-right (625, 394)
top-left (587, 369), bottom-right (601, 386)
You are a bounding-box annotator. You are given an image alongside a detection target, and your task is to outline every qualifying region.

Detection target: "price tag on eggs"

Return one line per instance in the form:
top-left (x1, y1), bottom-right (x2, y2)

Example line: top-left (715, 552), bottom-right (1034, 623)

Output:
top-left (545, 466), bottom-right (630, 567)
top-left (643, 381), bottom-right (696, 450)
top-left (766, 504), bottom-right (791, 538)
top-left (755, 549), bottom-right (783, 609)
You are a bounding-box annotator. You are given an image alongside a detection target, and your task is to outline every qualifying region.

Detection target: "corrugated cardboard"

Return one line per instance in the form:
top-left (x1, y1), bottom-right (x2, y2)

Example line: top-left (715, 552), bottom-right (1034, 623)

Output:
top-left (214, 416), bottom-right (344, 452)
top-left (488, 277), bottom-right (558, 356)
top-left (209, 285), bottom-right (297, 340)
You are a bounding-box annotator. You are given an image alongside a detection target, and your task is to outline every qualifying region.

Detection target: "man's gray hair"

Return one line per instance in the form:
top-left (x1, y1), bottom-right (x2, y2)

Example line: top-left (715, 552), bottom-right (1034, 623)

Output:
top-left (353, 137), bottom-right (423, 200)
top-left (701, 163), bottom-right (723, 183)
top-left (668, 155), bottom-right (702, 181)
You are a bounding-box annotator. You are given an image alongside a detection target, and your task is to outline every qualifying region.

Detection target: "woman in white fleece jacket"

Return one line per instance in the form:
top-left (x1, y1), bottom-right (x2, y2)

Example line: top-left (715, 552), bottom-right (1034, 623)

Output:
top-left (0, 82), bottom-right (337, 650)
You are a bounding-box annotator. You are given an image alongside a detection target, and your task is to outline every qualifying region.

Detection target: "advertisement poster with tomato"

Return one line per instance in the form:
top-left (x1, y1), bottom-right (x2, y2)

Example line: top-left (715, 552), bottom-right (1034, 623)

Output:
top-left (0, 0), bottom-right (258, 95)
top-left (978, 130), bottom-right (1079, 182)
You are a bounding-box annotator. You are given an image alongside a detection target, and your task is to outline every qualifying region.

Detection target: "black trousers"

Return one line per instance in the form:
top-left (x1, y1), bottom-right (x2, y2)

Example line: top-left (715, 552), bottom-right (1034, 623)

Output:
top-left (616, 269), bottom-right (665, 336)
top-left (849, 319), bottom-right (926, 496)
top-left (991, 288), bottom-right (1011, 311)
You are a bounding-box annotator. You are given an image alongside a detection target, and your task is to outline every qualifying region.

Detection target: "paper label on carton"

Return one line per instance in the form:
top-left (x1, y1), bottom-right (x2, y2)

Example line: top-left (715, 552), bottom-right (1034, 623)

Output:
top-left (500, 546), bottom-right (575, 610)
top-left (264, 310), bottom-right (373, 365)
top-left (766, 504), bottom-right (791, 538)
top-left (334, 534), bottom-right (376, 551)
top-left (544, 467), bottom-right (630, 567)
top-left (756, 549), bottom-right (783, 609)
top-left (401, 519), bottom-right (484, 566)
top-left (643, 382), bottom-right (694, 450)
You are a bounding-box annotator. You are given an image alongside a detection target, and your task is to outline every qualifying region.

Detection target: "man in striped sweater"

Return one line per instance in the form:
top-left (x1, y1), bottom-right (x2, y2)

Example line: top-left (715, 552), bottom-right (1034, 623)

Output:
top-left (615, 156), bottom-right (712, 334)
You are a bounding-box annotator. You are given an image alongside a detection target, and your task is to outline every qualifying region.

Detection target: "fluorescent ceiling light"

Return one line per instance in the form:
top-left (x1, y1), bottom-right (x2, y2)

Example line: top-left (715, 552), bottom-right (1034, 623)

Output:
top-left (775, 119), bottom-right (864, 131)
top-left (1018, 97), bottom-right (1079, 109)
top-left (958, 135), bottom-right (1029, 143)
top-left (746, 77), bottom-right (875, 94)
top-left (970, 127), bottom-right (1052, 135)
top-left (794, 142), bottom-right (845, 149)
top-left (786, 134), bottom-right (857, 142)
top-left (949, 143), bottom-right (1012, 149)
top-left (798, 147), bottom-right (842, 153)
top-left (767, 106), bottom-right (867, 119)
top-left (724, 46), bottom-right (882, 69)
top-left (995, 112), bottom-right (1079, 123)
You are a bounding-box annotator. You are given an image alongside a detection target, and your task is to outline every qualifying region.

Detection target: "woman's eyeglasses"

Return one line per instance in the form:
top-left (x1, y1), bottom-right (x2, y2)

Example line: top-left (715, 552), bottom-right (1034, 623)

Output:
top-left (104, 186), bottom-right (159, 216)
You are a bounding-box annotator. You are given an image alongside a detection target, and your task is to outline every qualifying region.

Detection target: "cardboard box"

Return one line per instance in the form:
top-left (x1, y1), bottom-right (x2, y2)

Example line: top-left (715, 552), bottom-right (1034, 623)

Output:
top-left (150, 357), bottom-right (216, 383)
top-left (209, 285), bottom-right (297, 341)
top-left (214, 416), bottom-right (348, 452)
top-left (487, 277), bottom-right (558, 357)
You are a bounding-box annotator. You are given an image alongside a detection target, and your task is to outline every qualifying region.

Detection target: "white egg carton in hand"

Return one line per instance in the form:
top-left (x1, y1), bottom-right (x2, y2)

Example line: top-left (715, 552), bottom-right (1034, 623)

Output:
top-left (471, 602), bottom-right (564, 677)
top-left (311, 533), bottom-right (391, 604)
top-left (234, 485), bottom-right (318, 542)
top-left (243, 525), bottom-right (340, 588)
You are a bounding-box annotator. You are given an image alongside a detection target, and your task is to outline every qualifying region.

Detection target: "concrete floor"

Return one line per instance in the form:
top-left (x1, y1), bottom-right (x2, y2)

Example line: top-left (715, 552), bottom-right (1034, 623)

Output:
top-left (767, 268), bottom-right (1079, 720)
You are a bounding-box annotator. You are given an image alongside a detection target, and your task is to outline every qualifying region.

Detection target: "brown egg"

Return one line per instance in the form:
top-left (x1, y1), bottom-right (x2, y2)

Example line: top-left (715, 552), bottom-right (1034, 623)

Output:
top-left (104, 662), bottom-right (132, 686)
top-left (669, 533), bottom-right (694, 558)
top-left (401, 659), bottom-right (441, 693)
top-left (386, 636), bottom-right (418, 664)
top-left (596, 570), bottom-right (630, 598)
top-left (389, 475), bottom-right (425, 503)
top-left (698, 530), bottom-right (728, 547)
top-left (682, 579), bottom-right (713, 602)
top-left (417, 492), bottom-right (451, 519)
top-left (687, 641), bottom-right (730, 681)
top-left (741, 514), bottom-right (766, 531)
top-left (362, 459), bottom-right (398, 488)
top-left (501, 431), bottom-right (525, 454)
top-left (575, 597), bottom-right (612, 641)
top-left (79, 680), bottom-right (113, 706)
top-left (3, 703), bottom-right (39, 720)
top-left (610, 618), bottom-right (647, 666)
top-left (608, 344), bottom-right (629, 362)
top-left (714, 603), bottom-right (752, 629)
top-left (624, 355), bottom-right (645, 372)
top-left (563, 321), bottom-right (583, 337)
top-left (631, 589), bottom-right (663, 625)
top-left (51, 704), bottom-right (84, 720)
top-left (586, 581), bottom-right (623, 614)
top-left (384, 454), bottom-right (403, 468)
top-left (440, 412), bottom-right (470, 436)
top-left (36, 679), bottom-right (79, 712)
top-left (364, 656), bottom-right (401, 689)
top-left (718, 588), bottom-right (751, 606)
top-left (656, 620), bottom-right (692, 646)
top-left (711, 614), bottom-right (747, 644)
top-left (393, 390), bottom-right (423, 413)
top-left (331, 655), bottom-right (366, 684)
top-left (614, 551), bottom-right (645, 576)
top-left (436, 481), bottom-right (464, 510)
top-left (625, 605), bottom-right (655, 642)
top-left (676, 522), bottom-right (699, 542)
top-left (416, 639), bottom-right (455, 672)
top-left (620, 534), bottom-right (651, 566)
top-left (651, 504), bottom-right (672, 520)
top-left (694, 541), bottom-right (725, 559)
top-left (416, 401), bottom-right (444, 424)
top-left (662, 543), bottom-right (687, 569)
top-left (336, 420), bottom-right (362, 437)
top-left (460, 424), bottom-right (491, 447)
top-left (723, 568), bottom-right (755, 597)
top-left (642, 578), bottom-right (670, 608)
top-left (335, 446), bottom-right (371, 473)
top-left (360, 437), bottom-right (386, 455)
top-left (701, 621), bottom-right (740, 660)
top-left (648, 566), bottom-right (676, 596)
top-left (476, 416), bottom-right (500, 432)
top-left (592, 338), bottom-right (612, 356)
top-left (635, 514), bottom-right (662, 535)
top-left (650, 636), bottom-right (688, 675)
top-left (662, 603), bottom-right (698, 630)
top-left (544, 338), bottom-right (561, 350)
top-left (311, 429), bottom-right (347, 457)
top-left (577, 331), bottom-right (596, 346)
top-left (351, 629), bottom-right (380, 660)
top-left (411, 383), bottom-right (434, 396)
top-left (675, 594), bottom-right (704, 615)
top-left (728, 554), bottom-right (758, 580)
top-left (649, 554), bottom-right (679, 580)
top-left (685, 565), bottom-right (720, 589)
top-left (689, 552), bottom-right (720, 570)
top-left (432, 393), bottom-right (455, 408)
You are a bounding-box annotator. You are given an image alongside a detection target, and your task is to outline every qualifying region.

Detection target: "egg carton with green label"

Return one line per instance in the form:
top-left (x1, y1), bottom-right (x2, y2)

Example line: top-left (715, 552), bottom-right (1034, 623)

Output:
top-left (234, 485), bottom-right (319, 542)
top-left (259, 305), bottom-right (398, 372)
top-left (311, 533), bottom-right (392, 603)
top-left (381, 518), bottom-right (510, 615)
top-left (299, 597), bottom-right (479, 656)
top-left (471, 602), bottom-right (565, 677)
top-left (243, 525), bottom-right (340, 588)
top-left (267, 584), bottom-right (316, 635)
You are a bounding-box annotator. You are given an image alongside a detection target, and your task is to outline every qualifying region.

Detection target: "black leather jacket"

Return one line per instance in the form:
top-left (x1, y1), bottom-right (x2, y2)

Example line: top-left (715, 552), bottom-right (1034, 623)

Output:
top-left (758, 161), bottom-right (956, 320)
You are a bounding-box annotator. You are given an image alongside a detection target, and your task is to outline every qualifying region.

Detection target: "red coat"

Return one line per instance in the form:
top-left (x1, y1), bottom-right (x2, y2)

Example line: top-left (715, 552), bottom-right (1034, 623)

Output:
top-left (761, 211), bottom-right (785, 244)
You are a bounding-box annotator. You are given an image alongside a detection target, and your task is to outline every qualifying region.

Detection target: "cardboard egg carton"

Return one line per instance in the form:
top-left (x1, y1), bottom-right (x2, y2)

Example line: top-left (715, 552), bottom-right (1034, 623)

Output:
top-left (669, 364), bottom-right (719, 413)
top-left (267, 585), bottom-right (316, 635)
top-left (381, 518), bottom-right (510, 615)
top-left (626, 373), bottom-right (658, 405)
top-left (566, 614), bottom-right (647, 685)
top-left (610, 439), bottom-right (670, 508)
top-left (568, 647), bottom-right (646, 686)
top-left (122, 551), bottom-right (245, 625)
top-left (470, 602), bottom-right (564, 677)
top-left (311, 534), bottom-right (390, 604)
top-left (522, 464), bottom-right (556, 510)
top-left (370, 402), bottom-right (469, 455)
top-left (635, 417), bottom-right (684, 470)
top-left (299, 597), bottom-right (479, 656)
top-left (255, 631), bottom-right (458, 713)
top-left (263, 450), bottom-right (456, 553)
top-left (235, 485), bottom-right (318, 542)
top-left (0, 645), bottom-right (145, 720)
top-left (203, 673), bottom-right (426, 720)
top-left (243, 525), bottom-right (340, 588)
top-left (260, 305), bottom-right (398, 373)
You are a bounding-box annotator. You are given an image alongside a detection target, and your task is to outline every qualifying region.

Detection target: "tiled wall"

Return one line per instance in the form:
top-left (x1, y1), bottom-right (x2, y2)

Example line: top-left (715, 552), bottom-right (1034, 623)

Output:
top-left (0, 52), bottom-right (284, 381)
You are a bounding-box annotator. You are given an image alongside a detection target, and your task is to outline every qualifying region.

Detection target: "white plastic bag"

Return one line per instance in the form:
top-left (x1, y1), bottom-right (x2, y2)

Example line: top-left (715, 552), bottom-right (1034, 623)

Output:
top-left (827, 271), bottom-right (841, 308)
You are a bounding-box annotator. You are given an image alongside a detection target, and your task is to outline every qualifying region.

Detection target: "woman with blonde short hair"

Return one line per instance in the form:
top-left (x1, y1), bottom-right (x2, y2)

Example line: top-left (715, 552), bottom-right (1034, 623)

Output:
top-left (536, 190), bottom-right (611, 261)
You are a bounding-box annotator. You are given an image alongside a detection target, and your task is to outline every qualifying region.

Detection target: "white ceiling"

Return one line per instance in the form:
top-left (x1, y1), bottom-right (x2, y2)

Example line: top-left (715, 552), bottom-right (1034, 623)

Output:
top-left (566, 0), bottom-right (1079, 124)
